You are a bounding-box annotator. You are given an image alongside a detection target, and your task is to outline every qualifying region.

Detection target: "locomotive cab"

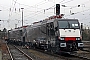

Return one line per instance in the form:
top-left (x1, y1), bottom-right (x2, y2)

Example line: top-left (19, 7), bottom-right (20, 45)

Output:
top-left (55, 19), bottom-right (84, 52)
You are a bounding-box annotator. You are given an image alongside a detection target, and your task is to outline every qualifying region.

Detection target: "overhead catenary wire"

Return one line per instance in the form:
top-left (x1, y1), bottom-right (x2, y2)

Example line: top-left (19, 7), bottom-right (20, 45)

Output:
top-left (2, 0), bottom-right (90, 21)
top-left (64, 8), bottom-right (90, 18)
top-left (10, 0), bottom-right (17, 16)
top-left (0, 0), bottom-right (68, 30)
top-left (12, 0), bottom-right (48, 10)
top-left (1, 0), bottom-right (90, 30)
top-left (20, 0), bottom-right (66, 19)
top-left (9, 0), bottom-right (50, 21)
top-left (7, 0), bottom-right (67, 26)
top-left (10, 0), bottom-right (74, 21)
top-left (23, 0), bottom-right (75, 20)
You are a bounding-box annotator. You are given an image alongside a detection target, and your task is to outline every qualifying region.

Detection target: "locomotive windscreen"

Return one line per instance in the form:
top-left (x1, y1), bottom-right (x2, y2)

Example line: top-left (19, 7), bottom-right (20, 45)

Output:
top-left (58, 20), bottom-right (80, 29)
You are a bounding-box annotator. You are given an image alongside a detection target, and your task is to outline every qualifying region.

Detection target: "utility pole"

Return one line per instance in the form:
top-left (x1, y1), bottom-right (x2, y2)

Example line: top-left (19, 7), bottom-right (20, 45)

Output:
top-left (21, 8), bottom-right (25, 46)
top-left (21, 8), bottom-right (24, 27)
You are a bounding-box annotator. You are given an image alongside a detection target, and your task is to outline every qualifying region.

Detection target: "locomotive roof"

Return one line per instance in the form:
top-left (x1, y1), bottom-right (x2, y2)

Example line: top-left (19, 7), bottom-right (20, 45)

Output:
top-left (57, 18), bottom-right (78, 21)
top-left (46, 18), bottom-right (78, 23)
top-left (30, 18), bottom-right (79, 27)
top-left (9, 18), bottom-right (79, 31)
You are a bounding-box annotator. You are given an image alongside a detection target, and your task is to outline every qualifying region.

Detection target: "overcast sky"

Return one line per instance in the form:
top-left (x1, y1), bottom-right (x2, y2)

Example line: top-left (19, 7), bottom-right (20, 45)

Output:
top-left (0, 0), bottom-right (90, 30)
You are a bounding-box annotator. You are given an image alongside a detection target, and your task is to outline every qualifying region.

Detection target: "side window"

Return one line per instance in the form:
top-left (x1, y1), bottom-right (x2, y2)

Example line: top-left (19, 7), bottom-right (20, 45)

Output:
top-left (46, 22), bottom-right (55, 36)
top-left (20, 30), bottom-right (22, 36)
top-left (50, 22), bottom-right (55, 36)
top-left (46, 23), bottom-right (50, 36)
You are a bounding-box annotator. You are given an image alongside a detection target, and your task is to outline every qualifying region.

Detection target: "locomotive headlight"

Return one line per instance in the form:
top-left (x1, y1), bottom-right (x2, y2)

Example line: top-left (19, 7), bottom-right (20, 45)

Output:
top-left (78, 43), bottom-right (84, 47)
top-left (40, 41), bottom-right (42, 44)
top-left (60, 43), bottom-right (66, 47)
top-left (60, 37), bottom-right (64, 40)
top-left (76, 38), bottom-right (80, 40)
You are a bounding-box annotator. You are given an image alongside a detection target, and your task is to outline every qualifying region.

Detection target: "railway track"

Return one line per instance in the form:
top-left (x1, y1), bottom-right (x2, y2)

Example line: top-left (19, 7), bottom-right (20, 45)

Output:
top-left (3, 42), bottom-right (90, 60)
top-left (1, 40), bottom-right (90, 60)
top-left (5, 40), bottom-right (90, 60)
top-left (48, 51), bottom-right (90, 60)
top-left (18, 46), bottom-right (89, 60)
top-left (17, 46), bottom-right (65, 60)
top-left (7, 44), bottom-right (33, 60)
top-left (68, 50), bottom-right (90, 60)
top-left (30, 48), bottom-right (90, 60)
